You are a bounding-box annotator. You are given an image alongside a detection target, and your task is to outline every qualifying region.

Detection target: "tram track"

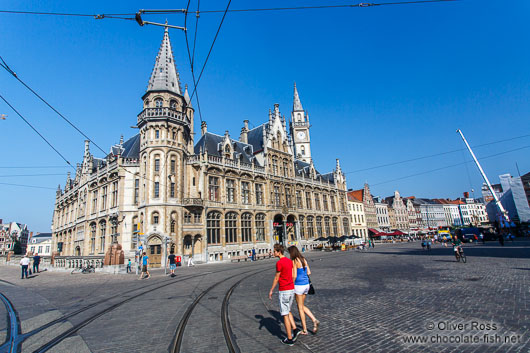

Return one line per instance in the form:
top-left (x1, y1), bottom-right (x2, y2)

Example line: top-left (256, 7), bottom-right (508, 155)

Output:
top-left (0, 261), bottom-right (272, 353)
top-left (0, 293), bottom-right (21, 353)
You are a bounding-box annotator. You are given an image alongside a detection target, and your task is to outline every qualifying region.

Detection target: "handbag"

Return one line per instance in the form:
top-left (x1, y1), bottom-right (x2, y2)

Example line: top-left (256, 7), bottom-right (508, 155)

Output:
top-left (305, 267), bottom-right (315, 295)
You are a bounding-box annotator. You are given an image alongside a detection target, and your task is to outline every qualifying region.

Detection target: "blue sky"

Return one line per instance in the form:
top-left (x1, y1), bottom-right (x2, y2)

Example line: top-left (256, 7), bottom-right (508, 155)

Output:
top-left (1, 0), bottom-right (529, 231)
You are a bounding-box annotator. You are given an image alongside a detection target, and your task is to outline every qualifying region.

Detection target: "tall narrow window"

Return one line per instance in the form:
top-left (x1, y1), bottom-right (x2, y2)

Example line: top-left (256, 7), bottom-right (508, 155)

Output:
top-left (255, 213), bottom-right (265, 241)
top-left (323, 194), bottom-right (328, 211)
top-left (209, 177), bottom-right (219, 201)
top-left (101, 186), bottom-right (107, 211)
top-left (283, 162), bottom-right (288, 177)
top-left (330, 195), bottom-right (336, 212)
top-left (241, 181), bottom-right (250, 204)
top-left (152, 212), bottom-right (159, 224)
top-left (170, 183), bottom-right (175, 198)
top-left (90, 223), bottom-right (96, 253)
top-left (314, 193), bottom-right (321, 211)
top-left (134, 179), bottom-right (139, 204)
top-left (255, 184), bottom-right (264, 205)
top-left (325, 217), bottom-right (331, 236)
top-left (184, 212), bottom-right (192, 223)
top-left (272, 157), bottom-right (278, 175)
top-left (242, 213), bottom-right (252, 242)
top-left (154, 182), bottom-right (159, 198)
top-left (225, 212), bottom-right (238, 243)
top-left (155, 130), bottom-right (160, 139)
top-left (99, 221), bottom-right (106, 253)
top-left (226, 179), bottom-right (235, 203)
top-left (92, 190), bottom-right (98, 213)
top-left (299, 216), bottom-right (305, 239)
top-left (305, 192), bottom-right (312, 209)
top-left (154, 158), bottom-right (160, 172)
top-left (296, 191), bottom-right (303, 208)
top-left (170, 159), bottom-right (176, 174)
top-left (274, 186), bottom-right (281, 207)
top-left (207, 212), bottom-right (221, 244)
top-left (316, 217), bottom-right (322, 237)
top-left (285, 187), bottom-right (292, 207)
top-left (332, 217), bottom-right (338, 236)
top-left (111, 181), bottom-right (118, 208)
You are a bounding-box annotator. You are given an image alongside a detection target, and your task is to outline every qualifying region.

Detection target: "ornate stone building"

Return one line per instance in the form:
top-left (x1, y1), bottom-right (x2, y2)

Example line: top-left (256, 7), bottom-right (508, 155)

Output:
top-left (385, 191), bottom-right (410, 231)
top-left (51, 28), bottom-right (350, 266)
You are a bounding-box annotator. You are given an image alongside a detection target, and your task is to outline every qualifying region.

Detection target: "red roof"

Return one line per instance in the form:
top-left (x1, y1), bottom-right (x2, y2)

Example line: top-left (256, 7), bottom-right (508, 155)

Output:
top-left (347, 190), bottom-right (363, 202)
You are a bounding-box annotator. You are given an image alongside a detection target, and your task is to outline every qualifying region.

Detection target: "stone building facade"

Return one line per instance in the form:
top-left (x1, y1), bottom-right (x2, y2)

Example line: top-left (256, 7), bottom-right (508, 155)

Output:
top-left (51, 28), bottom-right (350, 266)
top-left (385, 191), bottom-right (410, 231)
top-left (346, 191), bottom-right (368, 239)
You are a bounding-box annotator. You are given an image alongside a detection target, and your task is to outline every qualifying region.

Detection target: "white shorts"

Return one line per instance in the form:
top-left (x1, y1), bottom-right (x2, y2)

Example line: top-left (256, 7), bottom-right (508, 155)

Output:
top-left (279, 290), bottom-right (294, 316)
top-left (294, 284), bottom-right (310, 295)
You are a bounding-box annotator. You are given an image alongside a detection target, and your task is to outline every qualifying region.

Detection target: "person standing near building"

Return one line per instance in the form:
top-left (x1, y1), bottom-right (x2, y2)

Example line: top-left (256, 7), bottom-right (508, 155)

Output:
top-left (20, 254), bottom-right (30, 279)
top-left (269, 244), bottom-right (300, 346)
top-left (126, 259), bottom-right (132, 273)
top-left (139, 252), bottom-right (150, 279)
top-left (187, 254), bottom-right (195, 267)
top-left (168, 250), bottom-right (177, 276)
top-left (33, 253), bottom-right (41, 273)
top-left (252, 248), bottom-right (256, 261)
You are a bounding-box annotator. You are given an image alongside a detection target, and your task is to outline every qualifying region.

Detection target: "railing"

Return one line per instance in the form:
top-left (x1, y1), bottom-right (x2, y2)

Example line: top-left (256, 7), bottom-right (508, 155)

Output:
top-left (187, 155), bottom-right (200, 163)
top-left (182, 198), bottom-right (204, 206)
top-left (54, 256), bottom-right (105, 269)
top-left (138, 107), bottom-right (190, 125)
top-left (292, 121), bottom-right (309, 127)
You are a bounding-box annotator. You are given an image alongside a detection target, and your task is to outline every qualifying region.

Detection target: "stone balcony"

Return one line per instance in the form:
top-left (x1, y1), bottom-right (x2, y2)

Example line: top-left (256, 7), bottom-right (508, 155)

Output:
top-left (137, 107), bottom-right (191, 126)
top-left (182, 198), bottom-right (204, 207)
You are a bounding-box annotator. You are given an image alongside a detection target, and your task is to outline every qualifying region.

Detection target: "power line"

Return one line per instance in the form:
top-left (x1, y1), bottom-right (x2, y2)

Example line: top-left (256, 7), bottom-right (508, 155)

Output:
top-left (344, 133), bottom-right (530, 174)
top-left (184, 0), bottom-right (204, 123)
top-left (371, 144), bottom-right (530, 186)
top-left (0, 93), bottom-right (75, 170)
top-left (0, 182), bottom-right (57, 190)
top-left (0, 174), bottom-right (65, 177)
top-left (0, 55), bottom-right (108, 156)
top-left (0, 9), bottom-right (135, 20)
top-left (0, 166), bottom-right (69, 169)
top-left (189, 0), bottom-right (232, 102)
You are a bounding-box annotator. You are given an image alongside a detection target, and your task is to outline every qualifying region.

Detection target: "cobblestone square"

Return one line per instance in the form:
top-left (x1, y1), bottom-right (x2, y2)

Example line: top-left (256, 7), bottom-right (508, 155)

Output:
top-left (0, 240), bottom-right (528, 353)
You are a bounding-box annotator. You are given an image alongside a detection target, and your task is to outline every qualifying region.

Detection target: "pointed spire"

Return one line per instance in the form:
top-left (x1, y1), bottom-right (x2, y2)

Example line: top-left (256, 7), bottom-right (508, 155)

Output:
top-left (335, 158), bottom-right (342, 173)
top-left (147, 27), bottom-right (181, 95)
top-left (184, 84), bottom-right (191, 106)
top-left (119, 135), bottom-right (124, 145)
top-left (293, 82), bottom-right (303, 111)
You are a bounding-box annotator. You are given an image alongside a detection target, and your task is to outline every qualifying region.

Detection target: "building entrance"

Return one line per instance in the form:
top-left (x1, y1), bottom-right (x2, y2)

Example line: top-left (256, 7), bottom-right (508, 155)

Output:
top-left (149, 244), bottom-right (162, 267)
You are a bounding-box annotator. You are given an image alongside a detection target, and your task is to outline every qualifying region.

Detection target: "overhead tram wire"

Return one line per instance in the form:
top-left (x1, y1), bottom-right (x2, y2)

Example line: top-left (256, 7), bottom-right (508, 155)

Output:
top-left (0, 173), bottom-right (65, 177)
top-left (0, 93), bottom-right (75, 170)
top-left (371, 143), bottom-right (530, 186)
top-left (0, 182), bottom-right (56, 190)
top-left (0, 9), bottom-right (136, 20)
top-left (138, 0), bottom-right (456, 16)
top-left (189, 0), bottom-right (232, 102)
top-left (0, 56), bottom-right (108, 157)
top-left (0, 166), bottom-right (70, 169)
top-left (184, 0), bottom-right (204, 123)
top-left (343, 133), bottom-right (530, 174)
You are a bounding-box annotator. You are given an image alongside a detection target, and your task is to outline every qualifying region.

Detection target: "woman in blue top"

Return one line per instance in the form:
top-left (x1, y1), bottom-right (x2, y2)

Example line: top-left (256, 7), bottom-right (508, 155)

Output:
top-left (288, 246), bottom-right (320, 335)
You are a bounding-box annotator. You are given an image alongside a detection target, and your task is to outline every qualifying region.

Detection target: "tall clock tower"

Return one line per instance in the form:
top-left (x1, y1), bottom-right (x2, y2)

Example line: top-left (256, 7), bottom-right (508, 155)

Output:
top-left (290, 83), bottom-right (312, 163)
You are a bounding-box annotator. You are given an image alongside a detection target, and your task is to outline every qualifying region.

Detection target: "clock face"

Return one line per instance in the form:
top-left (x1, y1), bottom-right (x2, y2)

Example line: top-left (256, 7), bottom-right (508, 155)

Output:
top-left (297, 131), bottom-right (306, 140)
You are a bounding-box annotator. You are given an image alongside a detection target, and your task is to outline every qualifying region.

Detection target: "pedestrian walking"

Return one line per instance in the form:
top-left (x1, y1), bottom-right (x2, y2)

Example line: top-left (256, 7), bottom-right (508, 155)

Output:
top-left (269, 244), bottom-right (300, 346)
top-left (168, 250), bottom-right (177, 276)
top-left (187, 254), bottom-right (195, 267)
top-left (252, 248), bottom-right (256, 261)
top-left (139, 252), bottom-right (150, 279)
top-left (33, 253), bottom-right (41, 273)
top-left (288, 246), bottom-right (320, 335)
top-left (126, 259), bottom-right (132, 273)
top-left (20, 254), bottom-right (30, 279)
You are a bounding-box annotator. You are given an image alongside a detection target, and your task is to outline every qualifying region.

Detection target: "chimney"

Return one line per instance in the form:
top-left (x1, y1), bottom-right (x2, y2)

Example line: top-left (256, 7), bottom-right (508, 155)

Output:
top-left (463, 191), bottom-right (469, 198)
top-left (201, 121), bottom-right (207, 136)
top-left (240, 120), bottom-right (249, 144)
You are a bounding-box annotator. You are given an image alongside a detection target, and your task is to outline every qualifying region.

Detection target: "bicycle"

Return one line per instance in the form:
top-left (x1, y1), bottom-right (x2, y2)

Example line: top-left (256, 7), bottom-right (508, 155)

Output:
top-left (454, 246), bottom-right (466, 263)
top-left (71, 264), bottom-right (96, 274)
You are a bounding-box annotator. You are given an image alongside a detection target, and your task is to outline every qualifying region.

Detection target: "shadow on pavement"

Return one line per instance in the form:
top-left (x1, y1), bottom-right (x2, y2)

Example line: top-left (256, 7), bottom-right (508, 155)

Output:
top-left (256, 310), bottom-right (284, 339)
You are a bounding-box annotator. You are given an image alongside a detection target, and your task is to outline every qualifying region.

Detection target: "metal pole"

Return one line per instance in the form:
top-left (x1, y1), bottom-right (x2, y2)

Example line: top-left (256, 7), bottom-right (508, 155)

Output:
top-left (456, 129), bottom-right (510, 221)
top-left (164, 236), bottom-right (167, 276)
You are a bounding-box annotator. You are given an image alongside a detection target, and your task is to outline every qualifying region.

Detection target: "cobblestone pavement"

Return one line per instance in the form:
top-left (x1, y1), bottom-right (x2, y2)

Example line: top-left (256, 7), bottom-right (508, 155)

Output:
top-left (0, 240), bottom-right (528, 352)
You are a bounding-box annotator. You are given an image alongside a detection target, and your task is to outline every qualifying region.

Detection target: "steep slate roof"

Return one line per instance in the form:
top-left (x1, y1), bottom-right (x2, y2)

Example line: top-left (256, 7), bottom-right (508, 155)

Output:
top-left (293, 83), bottom-right (303, 111)
top-left (194, 132), bottom-right (260, 165)
top-left (122, 134), bottom-right (140, 159)
top-left (294, 160), bottom-right (310, 177)
top-left (147, 27), bottom-right (181, 95)
top-left (247, 123), bottom-right (267, 154)
top-left (321, 172), bottom-right (335, 183)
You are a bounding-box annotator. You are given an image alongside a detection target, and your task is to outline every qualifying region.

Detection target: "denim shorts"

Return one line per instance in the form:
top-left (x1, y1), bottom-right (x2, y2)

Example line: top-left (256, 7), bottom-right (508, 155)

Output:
top-left (170, 264), bottom-right (177, 270)
top-left (279, 290), bottom-right (295, 316)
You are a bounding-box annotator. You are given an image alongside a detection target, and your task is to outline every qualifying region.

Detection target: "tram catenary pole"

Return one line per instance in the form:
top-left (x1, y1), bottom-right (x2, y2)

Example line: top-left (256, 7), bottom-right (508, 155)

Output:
top-left (456, 129), bottom-right (510, 221)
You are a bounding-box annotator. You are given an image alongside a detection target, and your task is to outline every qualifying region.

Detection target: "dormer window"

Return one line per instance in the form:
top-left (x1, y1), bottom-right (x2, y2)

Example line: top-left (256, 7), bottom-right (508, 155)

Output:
top-left (170, 100), bottom-right (177, 109)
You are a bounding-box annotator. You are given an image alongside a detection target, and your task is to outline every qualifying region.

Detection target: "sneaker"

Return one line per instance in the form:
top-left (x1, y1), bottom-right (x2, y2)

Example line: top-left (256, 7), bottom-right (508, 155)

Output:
top-left (293, 328), bottom-right (302, 341)
top-left (281, 337), bottom-right (295, 346)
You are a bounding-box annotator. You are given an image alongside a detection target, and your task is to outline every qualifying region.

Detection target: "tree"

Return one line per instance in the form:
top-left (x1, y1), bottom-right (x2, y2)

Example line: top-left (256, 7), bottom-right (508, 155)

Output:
top-left (13, 240), bottom-right (22, 255)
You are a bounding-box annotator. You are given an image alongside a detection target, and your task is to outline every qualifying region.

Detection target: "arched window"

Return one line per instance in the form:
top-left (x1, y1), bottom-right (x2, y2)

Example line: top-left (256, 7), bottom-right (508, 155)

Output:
top-left (299, 216), bottom-right (305, 239)
top-left (225, 212), bottom-right (238, 243)
top-left (207, 211), bottom-right (221, 244)
top-left (306, 216), bottom-right (314, 239)
top-left (144, 99), bottom-right (150, 107)
top-left (255, 213), bottom-right (265, 242)
top-left (332, 217), bottom-right (338, 236)
top-left (170, 100), bottom-right (177, 109)
top-left (325, 217), bottom-right (331, 237)
top-left (155, 98), bottom-right (163, 107)
top-left (343, 218), bottom-right (350, 235)
top-left (241, 213), bottom-right (252, 243)
top-left (316, 216), bottom-right (323, 237)
top-left (184, 235), bottom-right (192, 250)
top-left (301, 146), bottom-right (305, 155)
top-left (184, 211), bottom-right (192, 223)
